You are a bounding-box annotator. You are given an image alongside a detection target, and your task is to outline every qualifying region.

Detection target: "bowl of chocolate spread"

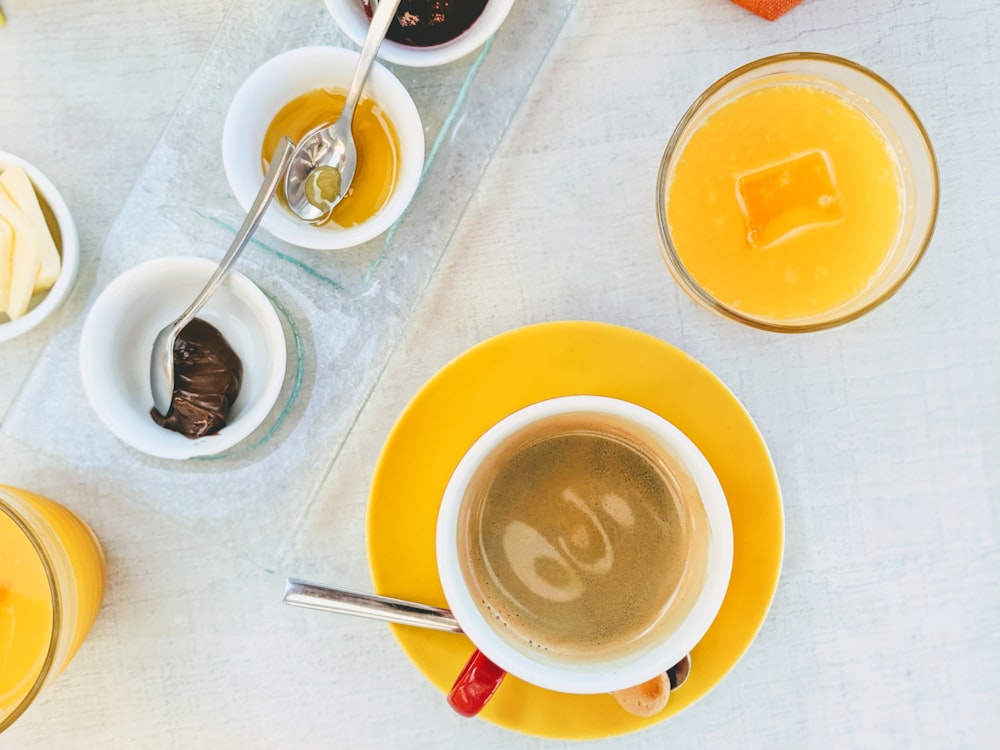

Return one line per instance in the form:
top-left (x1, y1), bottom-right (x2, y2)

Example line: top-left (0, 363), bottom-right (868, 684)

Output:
top-left (80, 256), bottom-right (286, 459)
top-left (324, 0), bottom-right (515, 68)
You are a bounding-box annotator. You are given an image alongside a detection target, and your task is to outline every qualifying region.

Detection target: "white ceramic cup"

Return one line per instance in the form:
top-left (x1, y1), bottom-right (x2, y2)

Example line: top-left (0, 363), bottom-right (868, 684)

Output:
top-left (436, 395), bottom-right (733, 713)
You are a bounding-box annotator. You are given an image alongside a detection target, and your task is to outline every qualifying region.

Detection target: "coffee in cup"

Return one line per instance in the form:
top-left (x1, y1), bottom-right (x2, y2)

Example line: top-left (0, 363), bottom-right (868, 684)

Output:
top-left (459, 409), bottom-right (710, 663)
top-left (437, 396), bottom-right (733, 713)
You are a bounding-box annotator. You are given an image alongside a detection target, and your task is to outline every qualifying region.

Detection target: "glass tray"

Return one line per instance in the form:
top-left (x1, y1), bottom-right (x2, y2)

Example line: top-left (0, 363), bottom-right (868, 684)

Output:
top-left (2, 0), bottom-right (576, 569)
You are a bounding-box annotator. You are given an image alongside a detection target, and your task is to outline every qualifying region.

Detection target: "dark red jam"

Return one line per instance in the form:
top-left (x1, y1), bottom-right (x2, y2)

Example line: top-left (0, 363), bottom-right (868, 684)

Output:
top-left (363, 0), bottom-right (489, 47)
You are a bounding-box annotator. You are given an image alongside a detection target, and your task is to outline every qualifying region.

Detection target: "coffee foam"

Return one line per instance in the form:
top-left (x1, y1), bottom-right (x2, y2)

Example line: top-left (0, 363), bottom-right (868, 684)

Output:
top-left (457, 412), bottom-right (710, 664)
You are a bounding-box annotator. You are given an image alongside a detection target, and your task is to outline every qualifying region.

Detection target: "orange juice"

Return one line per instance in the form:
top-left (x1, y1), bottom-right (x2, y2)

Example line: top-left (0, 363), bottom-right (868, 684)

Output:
top-left (0, 485), bottom-right (105, 731)
top-left (665, 81), bottom-right (903, 321)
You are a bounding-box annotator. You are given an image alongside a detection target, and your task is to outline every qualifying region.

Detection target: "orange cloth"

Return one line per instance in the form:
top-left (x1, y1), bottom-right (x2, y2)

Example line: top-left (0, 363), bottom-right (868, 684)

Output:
top-left (731, 0), bottom-right (803, 21)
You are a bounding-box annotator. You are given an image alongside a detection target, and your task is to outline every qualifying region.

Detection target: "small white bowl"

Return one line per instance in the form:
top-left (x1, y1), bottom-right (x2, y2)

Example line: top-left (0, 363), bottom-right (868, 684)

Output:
top-left (0, 151), bottom-right (80, 342)
top-left (222, 46), bottom-right (424, 251)
top-left (324, 0), bottom-right (515, 68)
top-left (79, 256), bottom-right (287, 460)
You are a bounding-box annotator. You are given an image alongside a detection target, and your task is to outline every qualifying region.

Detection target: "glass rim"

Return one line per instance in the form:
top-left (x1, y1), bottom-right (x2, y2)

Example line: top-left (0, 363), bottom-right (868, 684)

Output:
top-left (0, 488), bottom-right (63, 733)
top-left (655, 51), bottom-right (940, 333)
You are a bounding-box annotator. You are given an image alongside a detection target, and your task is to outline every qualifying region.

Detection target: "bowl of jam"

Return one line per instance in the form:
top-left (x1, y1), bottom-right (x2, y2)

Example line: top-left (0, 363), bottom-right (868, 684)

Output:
top-left (222, 46), bottom-right (424, 251)
top-left (79, 256), bottom-right (287, 460)
top-left (0, 151), bottom-right (80, 342)
top-left (325, 0), bottom-right (515, 68)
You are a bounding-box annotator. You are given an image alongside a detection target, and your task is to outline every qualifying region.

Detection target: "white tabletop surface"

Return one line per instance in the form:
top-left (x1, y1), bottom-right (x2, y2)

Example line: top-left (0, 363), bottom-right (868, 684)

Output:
top-left (2, 0), bottom-right (999, 747)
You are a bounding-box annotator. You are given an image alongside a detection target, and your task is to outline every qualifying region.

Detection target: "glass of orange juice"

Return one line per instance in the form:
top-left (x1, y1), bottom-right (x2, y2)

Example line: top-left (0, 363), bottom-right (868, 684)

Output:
top-left (656, 52), bottom-right (938, 332)
top-left (0, 484), bottom-right (106, 732)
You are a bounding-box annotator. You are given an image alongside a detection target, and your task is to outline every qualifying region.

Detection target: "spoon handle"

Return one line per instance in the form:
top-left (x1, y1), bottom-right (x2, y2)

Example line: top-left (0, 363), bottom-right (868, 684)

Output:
top-left (342, 0), bottom-right (402, 122)
top-left (166, 136), bottom-right (294, 334)
top-left (283, 578), bottom-right (462, 633)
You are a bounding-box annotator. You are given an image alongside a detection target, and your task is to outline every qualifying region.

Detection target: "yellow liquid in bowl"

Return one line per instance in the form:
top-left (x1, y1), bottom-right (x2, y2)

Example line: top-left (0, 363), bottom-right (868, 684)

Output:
top-left (262, 88), bottom-right (401, 229)
top-left (666, 82), bottom-right (903, 321)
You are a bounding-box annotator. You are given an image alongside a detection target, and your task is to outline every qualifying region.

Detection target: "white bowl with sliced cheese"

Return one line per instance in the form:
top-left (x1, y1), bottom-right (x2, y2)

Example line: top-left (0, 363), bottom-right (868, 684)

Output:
top-left (0, 151), bottom-right (79, 342)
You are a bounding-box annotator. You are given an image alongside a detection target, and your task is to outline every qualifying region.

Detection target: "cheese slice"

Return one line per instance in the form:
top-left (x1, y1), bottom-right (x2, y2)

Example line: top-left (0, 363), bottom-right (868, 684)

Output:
top-left (0, 190), bottom-right (42, 319)
top-left (0, 167), bottom-right (60, 290)
top-left (0, 217), bottom-right (12, 313)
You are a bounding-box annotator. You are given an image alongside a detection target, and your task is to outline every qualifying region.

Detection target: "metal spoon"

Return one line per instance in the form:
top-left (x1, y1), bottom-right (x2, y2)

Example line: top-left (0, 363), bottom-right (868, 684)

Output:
top-left (283, 578), bottom-right (461, 632)
top-left (282, 577), bottom-right (691, 691)
top-left (283, 0), bottom-right (402, 223)
top-left (149, 136), bottom-right (295, 416)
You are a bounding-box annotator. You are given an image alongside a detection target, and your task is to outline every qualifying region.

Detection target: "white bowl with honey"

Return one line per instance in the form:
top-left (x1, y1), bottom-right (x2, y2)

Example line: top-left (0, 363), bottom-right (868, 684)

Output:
top-left (222, 46), bottom-right (425, 251)
top-left (0, 151), bottom-right (80, 342)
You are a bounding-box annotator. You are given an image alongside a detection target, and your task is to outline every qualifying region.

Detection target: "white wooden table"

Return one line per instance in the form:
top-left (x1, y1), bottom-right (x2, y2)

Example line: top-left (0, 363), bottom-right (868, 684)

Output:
top-left (2, 0), bottom-right (998, 747)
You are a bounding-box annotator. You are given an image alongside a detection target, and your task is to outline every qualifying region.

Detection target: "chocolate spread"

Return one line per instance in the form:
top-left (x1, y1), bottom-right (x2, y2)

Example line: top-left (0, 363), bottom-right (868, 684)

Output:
top-left (151, 318), bottom-right (243, 440)
top-left (363, 0), bottom-right (488, 47)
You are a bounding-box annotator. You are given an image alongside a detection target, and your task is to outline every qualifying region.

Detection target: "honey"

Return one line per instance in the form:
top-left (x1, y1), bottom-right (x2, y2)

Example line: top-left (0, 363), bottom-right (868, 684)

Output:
top-left (262, 88), bottom-right (401, 229)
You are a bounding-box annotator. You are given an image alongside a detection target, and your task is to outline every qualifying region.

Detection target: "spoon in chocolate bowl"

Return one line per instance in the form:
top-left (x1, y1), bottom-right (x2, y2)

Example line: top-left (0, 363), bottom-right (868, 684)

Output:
top-left (149, 136), bottom-right (295, 417)
top-left (283, 0), bottom-right (402, 223)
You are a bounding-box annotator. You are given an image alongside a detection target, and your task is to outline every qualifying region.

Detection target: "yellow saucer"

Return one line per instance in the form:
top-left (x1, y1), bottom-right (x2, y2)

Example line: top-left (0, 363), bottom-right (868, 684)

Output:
top-left (367, 321), bottom-right (783, 739)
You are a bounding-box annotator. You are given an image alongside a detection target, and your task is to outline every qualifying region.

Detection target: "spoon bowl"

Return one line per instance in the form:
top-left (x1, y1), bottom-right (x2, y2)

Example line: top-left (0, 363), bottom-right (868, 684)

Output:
top-left (284, 0), bottom-right (401, 222)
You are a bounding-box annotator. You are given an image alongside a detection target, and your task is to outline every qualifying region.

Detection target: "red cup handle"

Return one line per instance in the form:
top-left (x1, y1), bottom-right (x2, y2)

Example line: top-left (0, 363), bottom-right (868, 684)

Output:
top-left (447, 649), bottom-right (507, 717)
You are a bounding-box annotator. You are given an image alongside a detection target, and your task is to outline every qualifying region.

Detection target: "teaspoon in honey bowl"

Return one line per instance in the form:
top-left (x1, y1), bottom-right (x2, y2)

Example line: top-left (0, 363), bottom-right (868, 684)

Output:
top-left (149, 136), bottom-right (294, 416)
top-left (283, 0), bottom-right (401, 223)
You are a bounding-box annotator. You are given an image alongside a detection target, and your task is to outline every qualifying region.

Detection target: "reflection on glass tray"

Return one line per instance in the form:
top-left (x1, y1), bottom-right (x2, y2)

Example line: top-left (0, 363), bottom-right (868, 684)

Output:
top-left (2, 0), bottom-right (577, 569)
